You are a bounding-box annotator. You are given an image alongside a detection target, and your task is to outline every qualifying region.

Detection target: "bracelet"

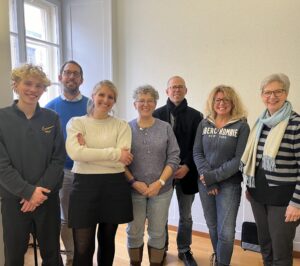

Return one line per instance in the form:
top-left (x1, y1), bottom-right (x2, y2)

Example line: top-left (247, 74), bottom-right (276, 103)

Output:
top-left (158, 178), bottom-right (165, 186)
top-left (128, 178), bottom-right (136, 186)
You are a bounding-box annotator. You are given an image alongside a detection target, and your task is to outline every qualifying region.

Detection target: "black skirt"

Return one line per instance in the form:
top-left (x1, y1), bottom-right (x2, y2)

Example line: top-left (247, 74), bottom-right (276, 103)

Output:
top-left (68, 172), bottom-right (133, 228)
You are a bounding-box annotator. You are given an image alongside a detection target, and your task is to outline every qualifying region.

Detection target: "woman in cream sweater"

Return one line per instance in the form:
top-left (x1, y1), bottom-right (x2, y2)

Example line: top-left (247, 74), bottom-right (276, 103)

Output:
top-left (66, 80), bottom-right (133, 266)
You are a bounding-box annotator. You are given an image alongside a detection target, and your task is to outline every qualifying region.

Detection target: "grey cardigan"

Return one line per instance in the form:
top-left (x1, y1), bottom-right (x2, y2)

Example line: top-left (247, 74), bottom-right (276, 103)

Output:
top-left (128, 118), bottom-right (180, 194)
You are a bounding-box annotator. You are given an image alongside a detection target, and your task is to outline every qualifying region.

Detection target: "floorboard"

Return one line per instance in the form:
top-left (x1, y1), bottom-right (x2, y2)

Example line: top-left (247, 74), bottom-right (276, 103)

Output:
top-left (24, 224), bottom-right (300, 265)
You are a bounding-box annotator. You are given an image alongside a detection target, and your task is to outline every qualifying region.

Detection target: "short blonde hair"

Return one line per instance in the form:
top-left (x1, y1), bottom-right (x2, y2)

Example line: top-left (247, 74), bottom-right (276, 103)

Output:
top-left (87, 80), bottom-right (118, 115)
top-left (11, 64), bottom-right (51, 90)
top-left (205, 85), bottom-right (247, 120)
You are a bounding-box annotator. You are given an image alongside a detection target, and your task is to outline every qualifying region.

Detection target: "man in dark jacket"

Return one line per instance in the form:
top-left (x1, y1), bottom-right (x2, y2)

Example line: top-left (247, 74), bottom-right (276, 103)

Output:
top-left (153, 76), bottom-right (203, 266)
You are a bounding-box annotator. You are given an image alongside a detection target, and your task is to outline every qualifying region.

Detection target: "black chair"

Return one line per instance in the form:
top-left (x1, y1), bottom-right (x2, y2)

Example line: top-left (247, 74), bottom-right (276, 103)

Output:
top-left (28, 222), bottom-right (38, 266)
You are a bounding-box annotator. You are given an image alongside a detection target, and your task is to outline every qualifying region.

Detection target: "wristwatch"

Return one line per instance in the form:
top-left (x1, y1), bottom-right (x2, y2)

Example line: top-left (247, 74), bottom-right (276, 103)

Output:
top-left (159, 178), bottom-right (165, 186)
top-left (128, 178), bottom-right (136, 186)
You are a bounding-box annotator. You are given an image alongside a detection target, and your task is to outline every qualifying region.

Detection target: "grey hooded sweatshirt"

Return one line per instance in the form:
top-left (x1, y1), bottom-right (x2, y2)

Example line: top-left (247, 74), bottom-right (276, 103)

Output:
top-left (193, 118), bottom-right (250, 187)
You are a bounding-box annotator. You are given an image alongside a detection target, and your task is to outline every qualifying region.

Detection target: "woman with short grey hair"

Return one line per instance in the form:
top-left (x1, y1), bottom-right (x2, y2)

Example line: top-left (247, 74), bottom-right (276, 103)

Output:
top-left (241, 73), bottom-right (300, 266)
top-left (126, 85), bottom-right (180, 266)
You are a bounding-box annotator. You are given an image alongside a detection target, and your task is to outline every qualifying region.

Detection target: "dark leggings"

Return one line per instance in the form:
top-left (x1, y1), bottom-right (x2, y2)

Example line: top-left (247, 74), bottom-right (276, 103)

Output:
top-left (72, 223), bottom-right (118, 266)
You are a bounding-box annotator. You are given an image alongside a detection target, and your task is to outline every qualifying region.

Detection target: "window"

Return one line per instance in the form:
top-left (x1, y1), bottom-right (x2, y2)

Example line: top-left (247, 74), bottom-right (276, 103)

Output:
top-left (9, 0), bottom-right (62, 106)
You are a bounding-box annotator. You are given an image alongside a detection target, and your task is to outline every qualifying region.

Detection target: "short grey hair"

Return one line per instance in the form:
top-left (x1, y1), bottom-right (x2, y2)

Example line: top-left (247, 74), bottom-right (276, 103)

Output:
top-left (260, 73), bottom-right (290, 93)
top-left (133, 85), bottom-right (159, 101)
top-left (87, 80), bottom-right (118, 115)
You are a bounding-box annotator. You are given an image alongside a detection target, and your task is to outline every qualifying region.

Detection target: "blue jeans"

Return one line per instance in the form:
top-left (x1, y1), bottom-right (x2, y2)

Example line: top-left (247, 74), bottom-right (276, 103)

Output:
top-left (60, 169), bottom-right (74, 225)
top-left (175, 181), bottom-right (195, 253)
top-left (198, 181), bottom-right (241, 265)
top-left (60, 169), bottom-right (74, 257)
top-left (127, 188), bottom-right (173, 249)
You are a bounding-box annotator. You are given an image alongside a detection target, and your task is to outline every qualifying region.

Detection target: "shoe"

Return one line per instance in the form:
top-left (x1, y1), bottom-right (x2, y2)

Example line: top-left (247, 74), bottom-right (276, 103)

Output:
top-left (163, 250), bottom-right (167, 259)
top-left (210, 253), bottom-right (217, 266)
top-left (178, 250), bottom-right (198, 266)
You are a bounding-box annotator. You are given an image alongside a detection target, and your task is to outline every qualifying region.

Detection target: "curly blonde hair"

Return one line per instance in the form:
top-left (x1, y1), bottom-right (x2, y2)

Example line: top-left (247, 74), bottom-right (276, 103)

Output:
top-left (205, 85), bottom-right (247, 120)
top-left (11, 64), bottom-right (51, 90)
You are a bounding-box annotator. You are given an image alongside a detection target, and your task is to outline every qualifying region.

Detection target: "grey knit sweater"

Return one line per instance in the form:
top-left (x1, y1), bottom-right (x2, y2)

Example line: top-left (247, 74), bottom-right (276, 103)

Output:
top-left (128, 118), bottom-right (180, 194)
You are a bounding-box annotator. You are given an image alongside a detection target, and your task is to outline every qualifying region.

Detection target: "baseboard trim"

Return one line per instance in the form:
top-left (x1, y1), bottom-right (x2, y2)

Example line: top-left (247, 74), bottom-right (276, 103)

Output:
top-left (167, 225), bottom-right (300, 258)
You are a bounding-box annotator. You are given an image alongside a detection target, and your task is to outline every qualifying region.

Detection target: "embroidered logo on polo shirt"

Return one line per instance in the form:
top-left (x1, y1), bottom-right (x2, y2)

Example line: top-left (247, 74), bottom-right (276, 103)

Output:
top-left (42, 125), bottom-right (54, 133)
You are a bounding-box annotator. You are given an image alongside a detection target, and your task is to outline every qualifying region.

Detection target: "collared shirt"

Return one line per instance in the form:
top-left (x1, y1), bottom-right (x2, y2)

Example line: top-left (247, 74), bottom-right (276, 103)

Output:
top-left (61, 93), bottom-right (83, 102)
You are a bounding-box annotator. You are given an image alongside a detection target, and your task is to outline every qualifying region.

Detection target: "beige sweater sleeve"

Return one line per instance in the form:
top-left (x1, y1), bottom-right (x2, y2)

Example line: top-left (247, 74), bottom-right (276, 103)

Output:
top-left (66, 116), bottom-right (124, 162)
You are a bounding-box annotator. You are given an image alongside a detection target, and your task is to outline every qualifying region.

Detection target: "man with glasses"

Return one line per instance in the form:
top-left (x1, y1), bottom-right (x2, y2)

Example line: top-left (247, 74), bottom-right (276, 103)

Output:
top-left (153, 76), bottom-right (203, 266)
top-left (46, 60), bottom-right (89, 266)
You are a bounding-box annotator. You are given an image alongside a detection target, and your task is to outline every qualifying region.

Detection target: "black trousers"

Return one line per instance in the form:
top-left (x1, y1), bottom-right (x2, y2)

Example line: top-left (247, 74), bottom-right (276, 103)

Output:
top-left (1, 193), bottom-right (61, 266)
top-left (249, 196), bottom-right (299, 266)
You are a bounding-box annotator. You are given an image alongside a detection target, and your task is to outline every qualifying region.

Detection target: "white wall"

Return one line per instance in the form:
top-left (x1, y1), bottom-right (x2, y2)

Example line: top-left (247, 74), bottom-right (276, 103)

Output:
top-left (114, 0), bottom-right (300, 124)
top-left (0, 0), bottom-right (12, 263)
top-left (61, 0), bottom-right (112, 97)
top-left (112, 0), bottom-right (300, 249)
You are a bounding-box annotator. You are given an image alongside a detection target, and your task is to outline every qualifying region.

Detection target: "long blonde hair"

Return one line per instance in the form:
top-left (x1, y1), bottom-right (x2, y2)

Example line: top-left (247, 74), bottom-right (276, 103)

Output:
top-left (205, 85), bottom-right (247, 120)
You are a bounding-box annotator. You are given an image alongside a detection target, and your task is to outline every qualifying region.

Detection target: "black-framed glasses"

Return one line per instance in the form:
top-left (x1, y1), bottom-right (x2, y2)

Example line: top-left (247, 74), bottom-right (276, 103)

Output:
top-left (214, 98), bottom-right (231, 104)
top-left (262, 89), bottom-right (286, 98)
top-left (169, 85), bottom-right (186, 90)
top-left (63, 70), bottom-right (81, 78)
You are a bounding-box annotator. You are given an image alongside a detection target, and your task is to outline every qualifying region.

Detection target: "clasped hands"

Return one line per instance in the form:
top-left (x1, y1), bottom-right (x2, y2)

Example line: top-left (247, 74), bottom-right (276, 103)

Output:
top-left (200, 175), bottom-right (219, 196)
top-left (20, 186), bottom-right (50, 213)
top-left (132, 180), bottom-right (162, 197)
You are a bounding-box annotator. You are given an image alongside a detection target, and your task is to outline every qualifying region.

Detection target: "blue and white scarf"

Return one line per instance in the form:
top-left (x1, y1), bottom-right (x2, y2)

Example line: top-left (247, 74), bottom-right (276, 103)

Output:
top-left (241, 101), bottom-right (292, 187)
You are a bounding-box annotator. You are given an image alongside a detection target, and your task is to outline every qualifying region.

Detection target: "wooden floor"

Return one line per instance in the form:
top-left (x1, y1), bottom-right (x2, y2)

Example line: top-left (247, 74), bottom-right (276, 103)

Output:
top-left (25, 224), bottom-right (300, 266)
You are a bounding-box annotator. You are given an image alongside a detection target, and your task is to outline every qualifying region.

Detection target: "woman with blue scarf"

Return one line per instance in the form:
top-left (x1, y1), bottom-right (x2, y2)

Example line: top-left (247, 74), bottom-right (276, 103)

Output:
top-left (241, 73), bottom-right (300, 266)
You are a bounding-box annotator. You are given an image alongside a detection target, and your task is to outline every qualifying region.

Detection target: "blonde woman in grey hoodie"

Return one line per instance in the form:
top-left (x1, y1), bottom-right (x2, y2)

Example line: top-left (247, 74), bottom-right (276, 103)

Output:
top-left (193, 85), bottom-right (249, 266)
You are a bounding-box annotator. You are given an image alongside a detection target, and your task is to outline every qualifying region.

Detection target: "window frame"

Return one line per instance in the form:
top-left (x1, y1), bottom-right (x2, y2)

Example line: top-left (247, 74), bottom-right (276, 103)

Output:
top-left (9, 0), bottom-right (63, 104)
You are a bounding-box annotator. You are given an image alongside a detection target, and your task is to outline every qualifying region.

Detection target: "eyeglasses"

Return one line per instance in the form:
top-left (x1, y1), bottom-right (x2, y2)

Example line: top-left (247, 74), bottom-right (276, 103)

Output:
top-left (169, 85), bottom-right (186, 90)
top-left (63, 70), bottom-right (81, 78)
top-left (214, 98), bottom-right (231, 104)
top-left (135, 100), bottom-right (156, 105)
top-left (262, 89), bottom-right (286, 98)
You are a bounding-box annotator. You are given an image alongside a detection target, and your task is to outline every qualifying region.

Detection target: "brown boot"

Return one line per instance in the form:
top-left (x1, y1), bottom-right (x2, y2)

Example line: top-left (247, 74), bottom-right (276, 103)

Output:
top-left (148, 245), bottom-right (165, 266)
top-left (128, 245), bottom-right (143, 266)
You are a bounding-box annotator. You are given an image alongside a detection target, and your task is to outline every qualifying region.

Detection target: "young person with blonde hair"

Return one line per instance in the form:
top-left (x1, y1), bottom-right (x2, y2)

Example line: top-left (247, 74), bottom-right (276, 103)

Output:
top-left (0, 64), bottom-right (65, 265)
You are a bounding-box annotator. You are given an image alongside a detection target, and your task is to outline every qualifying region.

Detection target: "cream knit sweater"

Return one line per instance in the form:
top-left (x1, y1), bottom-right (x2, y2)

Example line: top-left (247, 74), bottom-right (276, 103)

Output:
top-left (66, 115), bottom-right (132, 174)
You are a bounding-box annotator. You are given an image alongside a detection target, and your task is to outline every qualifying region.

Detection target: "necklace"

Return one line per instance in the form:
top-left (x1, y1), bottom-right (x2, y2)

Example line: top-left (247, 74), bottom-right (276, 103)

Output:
top-left (137, 118), bottom-right (155, 130)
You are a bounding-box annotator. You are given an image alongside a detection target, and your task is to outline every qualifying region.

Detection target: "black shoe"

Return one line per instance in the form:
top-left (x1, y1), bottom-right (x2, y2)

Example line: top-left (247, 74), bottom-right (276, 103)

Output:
top-left (178, 250), bottom-right (198, 266)
top-left (162, 250), bottom-right (167, 264)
